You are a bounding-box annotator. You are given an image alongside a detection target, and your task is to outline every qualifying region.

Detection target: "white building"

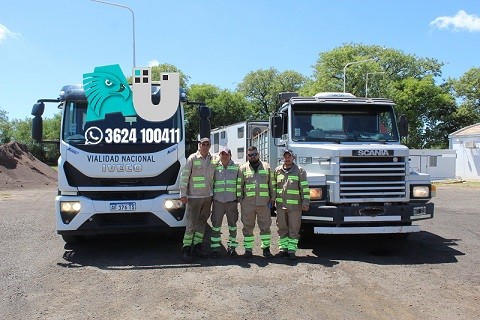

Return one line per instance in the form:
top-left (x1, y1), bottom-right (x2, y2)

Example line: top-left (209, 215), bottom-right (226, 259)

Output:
top-left (449, 123), bottom-right (480, 180)
top-left (409, 149), bottom-right (456, 181)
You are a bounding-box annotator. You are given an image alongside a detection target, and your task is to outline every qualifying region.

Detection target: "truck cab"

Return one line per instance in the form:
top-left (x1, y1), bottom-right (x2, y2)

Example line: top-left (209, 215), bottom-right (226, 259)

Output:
top-left (264, 92), bottom-right (435, 235)
top-left (32, 73), bottom-right (210, 243)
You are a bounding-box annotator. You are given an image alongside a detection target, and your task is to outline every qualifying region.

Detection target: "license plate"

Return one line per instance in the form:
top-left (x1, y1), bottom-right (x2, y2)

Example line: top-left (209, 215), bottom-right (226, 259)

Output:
top-left (110, 202), bottom-right (136, 211)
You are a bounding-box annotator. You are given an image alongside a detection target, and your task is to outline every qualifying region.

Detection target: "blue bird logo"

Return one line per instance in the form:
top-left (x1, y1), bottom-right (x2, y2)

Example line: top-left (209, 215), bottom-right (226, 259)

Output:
top-left (83, 64), bottom-right (136, 122)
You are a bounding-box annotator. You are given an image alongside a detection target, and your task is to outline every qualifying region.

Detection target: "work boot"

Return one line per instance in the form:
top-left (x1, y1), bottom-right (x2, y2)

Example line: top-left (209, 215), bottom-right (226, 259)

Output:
top-left (227, 247), bottom-right (238, 258)
top-left (243, 250), bottom-right (253, 259)
top-left (275, 250), bottom-right (288, 258)
top-left (263, 247), bottom-right (273, 259)
top-left (192, 243), bottom-right (207, 259)
top-left (182, 246), bottom-right (193, 262)
top-left (288, 252), bottom-right (297, 260)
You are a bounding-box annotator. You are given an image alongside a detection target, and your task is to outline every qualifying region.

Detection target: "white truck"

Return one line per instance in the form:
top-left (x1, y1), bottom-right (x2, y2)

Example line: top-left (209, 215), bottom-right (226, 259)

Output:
top-left (31, 66), bottom-right (210, 243)
top-left (211, 92), bottom-right (435, 235)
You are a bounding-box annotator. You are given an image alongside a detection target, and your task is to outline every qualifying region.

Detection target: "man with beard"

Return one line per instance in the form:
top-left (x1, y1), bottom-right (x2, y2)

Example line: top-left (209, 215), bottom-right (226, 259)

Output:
top-left (237, 146), bottom-right (275, 259)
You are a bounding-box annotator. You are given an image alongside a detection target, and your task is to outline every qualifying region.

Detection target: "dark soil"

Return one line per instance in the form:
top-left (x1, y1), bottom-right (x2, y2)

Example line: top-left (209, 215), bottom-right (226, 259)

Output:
top-left (0, 141), bottom-right (57, 190)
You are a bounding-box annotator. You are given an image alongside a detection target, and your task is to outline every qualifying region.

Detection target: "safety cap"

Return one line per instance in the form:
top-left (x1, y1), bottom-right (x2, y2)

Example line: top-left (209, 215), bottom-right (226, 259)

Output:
top-left (219, 146), bottom-right (231, 154)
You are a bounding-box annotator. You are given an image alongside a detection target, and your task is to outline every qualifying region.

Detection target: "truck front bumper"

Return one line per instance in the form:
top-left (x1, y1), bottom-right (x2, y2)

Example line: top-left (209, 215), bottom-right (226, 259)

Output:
top-left (302, 202), bottom-right (434, 234)
top-left (55, 193), bottom-right (186, 235)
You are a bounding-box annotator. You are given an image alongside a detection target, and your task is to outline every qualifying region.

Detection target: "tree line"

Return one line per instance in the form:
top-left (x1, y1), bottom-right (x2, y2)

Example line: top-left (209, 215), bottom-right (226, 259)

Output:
top-left (1, 43), bottom-right (479, 164)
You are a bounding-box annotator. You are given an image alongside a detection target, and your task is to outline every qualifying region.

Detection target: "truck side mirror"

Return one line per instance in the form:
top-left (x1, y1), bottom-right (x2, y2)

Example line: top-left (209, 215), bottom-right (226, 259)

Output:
top-left (271, 115), bottom-right (283, 138)
top-left (31, 102), bottom-right (45, 116)
top-left (398, 115), bottom-right (408, 138)
top-left (199, 105), bottom-right (211, 139)
top-left (31, 102), bottom-right (45, 142)
top-left (32, 116), bottom-right (43, 142)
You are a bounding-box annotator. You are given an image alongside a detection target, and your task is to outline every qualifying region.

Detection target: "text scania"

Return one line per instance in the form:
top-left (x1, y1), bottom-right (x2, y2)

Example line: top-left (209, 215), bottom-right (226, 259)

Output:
top-left (87, 155), bottom-right (156, 162)
top-left (356, 150), bottom-right (392, 156)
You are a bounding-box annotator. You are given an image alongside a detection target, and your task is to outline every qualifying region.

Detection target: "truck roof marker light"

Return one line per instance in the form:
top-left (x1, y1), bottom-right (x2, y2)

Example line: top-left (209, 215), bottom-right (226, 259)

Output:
top-left (314, 92), bottom-right (356, 98)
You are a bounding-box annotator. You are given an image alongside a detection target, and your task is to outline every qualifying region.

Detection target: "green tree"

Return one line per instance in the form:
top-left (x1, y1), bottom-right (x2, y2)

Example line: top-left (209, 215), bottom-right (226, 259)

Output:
top-left (388, 76), bottom-right (456, 148)
top-left (150, 63), bottom-right (190, 88)
top-left (184, 84), bottom-right (221, 142)
top-left (452, 67), bottom-right (480, 104)
top-left (237, 68), bottom-right (307, 116)
top-left (185, 84), bottom-right (254, 142)
top-left (305, 43), bottom-right (443, 98)
top-left (0, 108), bottom-right (13, 144)
top-left (306, 43), bottom-right (458, 148)
top-left (451, 67), bottom-right (480, 117)
top-left (210, 90), bottom-right (255, 128)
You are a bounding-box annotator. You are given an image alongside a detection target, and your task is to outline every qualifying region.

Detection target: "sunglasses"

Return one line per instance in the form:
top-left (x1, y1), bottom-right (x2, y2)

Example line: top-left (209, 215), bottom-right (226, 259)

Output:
top-left (247, 153), bottom-right (258, 157)
top-left (201, 142), bottom-right (210, 146)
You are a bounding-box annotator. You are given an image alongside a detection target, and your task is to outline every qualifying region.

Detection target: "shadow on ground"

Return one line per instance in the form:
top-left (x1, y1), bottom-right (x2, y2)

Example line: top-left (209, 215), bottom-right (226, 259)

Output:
top-left (57, 230), bottom-right (462, 270)
top-left (299, 231), bottom-right (463, 265)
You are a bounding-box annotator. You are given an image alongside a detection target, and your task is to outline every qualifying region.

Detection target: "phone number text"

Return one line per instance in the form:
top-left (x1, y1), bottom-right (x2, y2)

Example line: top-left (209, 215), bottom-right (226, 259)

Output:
top-left (104, 128), bottom-right (180, 144)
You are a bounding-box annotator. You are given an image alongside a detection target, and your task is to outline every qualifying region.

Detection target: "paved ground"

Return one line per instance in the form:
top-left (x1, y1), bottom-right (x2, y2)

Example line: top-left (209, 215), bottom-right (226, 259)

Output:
top-left (1, 185), bottom-right (479, 319)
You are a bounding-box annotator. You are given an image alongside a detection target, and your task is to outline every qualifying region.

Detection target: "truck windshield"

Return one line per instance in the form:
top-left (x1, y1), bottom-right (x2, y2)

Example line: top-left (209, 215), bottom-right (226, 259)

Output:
top-left (291, 103), bottom-right (399, 143)
top-left (62, 101), bottom-right (183, 152)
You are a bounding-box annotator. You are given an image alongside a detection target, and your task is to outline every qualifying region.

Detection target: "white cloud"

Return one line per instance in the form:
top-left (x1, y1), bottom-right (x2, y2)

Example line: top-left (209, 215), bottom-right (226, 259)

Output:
top-left (0, 24), bottom-right (19, 43)
top-left (148, 60), bottom-right (160, 67)
top-left (430, 10), bottom-right (480, 32)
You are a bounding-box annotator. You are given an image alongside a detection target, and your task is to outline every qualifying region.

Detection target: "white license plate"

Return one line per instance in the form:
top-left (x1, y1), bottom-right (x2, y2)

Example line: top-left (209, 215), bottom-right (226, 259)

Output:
top-left (110, 202), bottom-right (136, 212)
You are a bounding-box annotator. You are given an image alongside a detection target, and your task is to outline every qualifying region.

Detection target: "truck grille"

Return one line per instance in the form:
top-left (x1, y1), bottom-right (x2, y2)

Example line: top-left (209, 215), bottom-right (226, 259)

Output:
top-left (339, 157), bottom-right (406, 200)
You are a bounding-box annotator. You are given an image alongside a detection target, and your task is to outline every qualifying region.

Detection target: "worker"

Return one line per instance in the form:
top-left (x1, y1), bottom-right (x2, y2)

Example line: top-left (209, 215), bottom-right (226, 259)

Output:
top-left (237, 146), bottom-right (275, 259)
top-left (180, 137), bottom-right (216, 261)
top-left (210, 146), bottom-right (240, 258)
top-left (273, 149), bottom-right (310, 260)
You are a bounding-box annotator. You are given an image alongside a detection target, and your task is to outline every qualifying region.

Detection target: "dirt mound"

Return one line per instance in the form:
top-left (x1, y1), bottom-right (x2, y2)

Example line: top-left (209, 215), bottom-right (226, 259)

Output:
top-left (0, 141), bottom-right (57, 190)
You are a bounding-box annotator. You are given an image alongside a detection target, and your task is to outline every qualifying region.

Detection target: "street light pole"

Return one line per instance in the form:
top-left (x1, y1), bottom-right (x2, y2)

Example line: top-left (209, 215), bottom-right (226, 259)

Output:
top-left (90, 0), bottom-right (136, 68)
top-left (365, 72), bottom-right (385, 98)
top-left (343, 58), bottom-right (376, 93)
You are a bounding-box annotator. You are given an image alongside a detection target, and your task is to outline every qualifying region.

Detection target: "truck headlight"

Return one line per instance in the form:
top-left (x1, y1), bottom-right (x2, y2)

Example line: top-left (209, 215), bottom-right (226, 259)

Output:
top-left (60, 201), bottom-right (81, 224)
top-left (60, 201), bottom-right (82, 214)
top-left (164, 199), bottom-right (184, 210)
top-left (412, 186), bottom-right (430, 198)
top-left (164, 199), bottom-right (186, 221)
top-left (309, 187), bottom-right (324, 200)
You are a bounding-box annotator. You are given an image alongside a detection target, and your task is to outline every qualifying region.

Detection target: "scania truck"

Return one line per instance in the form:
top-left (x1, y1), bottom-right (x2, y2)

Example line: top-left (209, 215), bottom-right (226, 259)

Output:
top-left (32, 65), bottom-right (210, 243)
top-left (211, 92), bottom-right (435, 235)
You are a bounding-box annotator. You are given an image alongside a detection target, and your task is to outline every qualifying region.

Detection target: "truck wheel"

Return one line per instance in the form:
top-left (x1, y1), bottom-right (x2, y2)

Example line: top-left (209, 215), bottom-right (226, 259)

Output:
top-left (61, 235), bottom-right (85, 244)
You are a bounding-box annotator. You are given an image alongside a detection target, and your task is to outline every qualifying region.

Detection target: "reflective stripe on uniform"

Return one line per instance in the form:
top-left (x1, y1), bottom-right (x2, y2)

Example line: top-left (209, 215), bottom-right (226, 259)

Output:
top-left (243, 235), bottom-right (254, 249)
top-left (287, 189), bottom-right (300, 195)
top-left (287, 237), bottom-right (299, 252)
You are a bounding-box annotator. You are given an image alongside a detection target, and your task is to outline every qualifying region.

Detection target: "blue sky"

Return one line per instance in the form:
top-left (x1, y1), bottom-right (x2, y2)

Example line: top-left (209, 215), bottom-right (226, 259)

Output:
top-left (1, 0), bottom-right (479, 120)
